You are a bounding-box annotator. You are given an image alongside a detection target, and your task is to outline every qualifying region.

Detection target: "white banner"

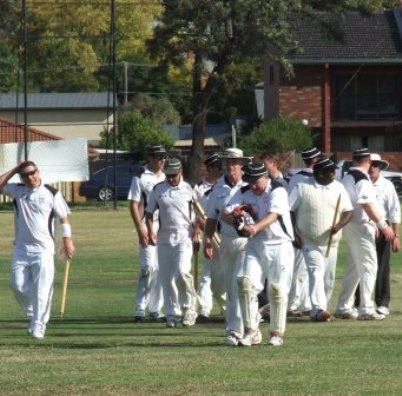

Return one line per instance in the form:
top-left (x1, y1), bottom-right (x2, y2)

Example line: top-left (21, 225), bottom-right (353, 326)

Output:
top-left (0, 138), bottom-right (89, 183)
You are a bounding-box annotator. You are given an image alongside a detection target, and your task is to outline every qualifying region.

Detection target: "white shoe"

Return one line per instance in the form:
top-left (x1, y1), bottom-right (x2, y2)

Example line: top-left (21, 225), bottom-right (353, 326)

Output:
top-left (239, 330), bottom-right (262, 346)
top-left (31, 330), bottom-right (45, 340)
top-left (199, 309), bottom-right (210, 318)
top-left (182, 310), bottom-right (197, 327)
top-left (334, 308), bottom-right (358, 320)
top-left (376, 306), bottom-right (389, 316)
top-left (268, 332), bottom-right (283, 347)
top-left (358, 311), bottom-right (386, 321)
top-left (225, 331), bottom-right (240, 346)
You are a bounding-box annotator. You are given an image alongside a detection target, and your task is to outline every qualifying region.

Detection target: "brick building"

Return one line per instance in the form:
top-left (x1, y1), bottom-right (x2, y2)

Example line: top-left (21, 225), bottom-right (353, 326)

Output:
top-left (264, 7), bottom-right (402, 169)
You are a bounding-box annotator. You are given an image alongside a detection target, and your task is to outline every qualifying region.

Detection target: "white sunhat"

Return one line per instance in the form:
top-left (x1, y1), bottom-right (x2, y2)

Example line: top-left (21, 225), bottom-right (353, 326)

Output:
top-left (370, 153), bottom-right (389, 170)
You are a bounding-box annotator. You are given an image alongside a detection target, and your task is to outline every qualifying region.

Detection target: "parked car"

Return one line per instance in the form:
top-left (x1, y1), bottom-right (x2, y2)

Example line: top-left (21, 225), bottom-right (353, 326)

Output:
top-left (79, 164), bottom-right (144, 201)
top-left (285, 160), bottom-right (402, 196)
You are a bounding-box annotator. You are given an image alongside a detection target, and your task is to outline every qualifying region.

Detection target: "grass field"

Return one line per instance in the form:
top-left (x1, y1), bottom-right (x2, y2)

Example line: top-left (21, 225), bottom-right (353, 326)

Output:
top-left (1, 206), bottom-right (402, 395)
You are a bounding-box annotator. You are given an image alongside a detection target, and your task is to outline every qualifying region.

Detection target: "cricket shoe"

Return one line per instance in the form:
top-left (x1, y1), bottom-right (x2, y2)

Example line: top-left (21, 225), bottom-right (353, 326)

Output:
top-left (225, 331), bottom-right (240, 346)
top-left (376, 306), bottom-right (390, 316)
top-left (134, 308), bottom-right (145, 323)
top-left (239, 330), bottom-right (262, 347)
top-left (268, 332), bottom-right (283, 347)
top-left (182, 310), bottom-right (197, 327)
top-left (31, 330), bottom-right (45, 340)
top-left (149, 312), bottom-right (166, 322)
top-left (310, 310), bottom-right (331, 322)
top-left (334, 308), bottom-right (358, 320)
top-left (166, 315), bottom-right (180, 328)
top-left (357, 311), bottom-right (386, 321)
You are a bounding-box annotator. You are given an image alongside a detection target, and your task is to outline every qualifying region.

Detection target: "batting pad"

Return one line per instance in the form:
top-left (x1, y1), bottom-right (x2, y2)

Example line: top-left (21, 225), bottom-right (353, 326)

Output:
top-left (0, 138), bottom-right (89, 183)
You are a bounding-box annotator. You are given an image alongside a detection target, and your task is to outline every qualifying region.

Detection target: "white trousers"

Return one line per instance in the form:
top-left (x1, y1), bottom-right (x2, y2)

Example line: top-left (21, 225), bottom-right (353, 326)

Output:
top-left (336, 222), bottom-right (377, 315)
top-left (158, 242), bottom-right (196, 318)
top-left (241, 241), bottom-right (294, 336)
top-left (287, 249), bottom-right (311, 312)
top-left (219, 236), bottom-right (247, 337)
top-left (302, 244), bottom-right (338, 316)
top-left (11, 250), bottom-right (55, 334)
top-left (135, 243), bottom-right (164, 314)
top-left (197, 246), bottom-right (226, 314)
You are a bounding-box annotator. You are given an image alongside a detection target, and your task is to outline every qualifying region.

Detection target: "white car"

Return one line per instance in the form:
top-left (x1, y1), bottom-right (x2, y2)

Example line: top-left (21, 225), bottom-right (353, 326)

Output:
top-left (285, 160), bottom-right (402, 196)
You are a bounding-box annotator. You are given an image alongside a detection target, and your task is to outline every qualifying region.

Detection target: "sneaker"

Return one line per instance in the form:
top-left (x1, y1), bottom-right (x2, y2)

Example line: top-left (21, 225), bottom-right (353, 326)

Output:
top-left (225, 331), bottom-right (240, 346)
top-left (182, 310), bottom-right (197, 327)
top-left (198, 309), bottom-right (210, 319)
top-left (134, 308), bottom-right (145, 322)
top-left (311, 310), bottom-right (331, 322)
top-left (358, 311), bottom-right (386, 321)
top-left (376, 306), bottom-right (390, 316)
top-left (334, 308), bottom-right (358, 320)
top-left (166, 316), bottom-right (180, 328)
top-left (239, 330), bottom-right (262, 346)
top-left (31, 330), bottom-right (45, 340)
top-left (268, 332), bottom-right (283, 347)
top-left (149, 312), bottom-right (166, 322)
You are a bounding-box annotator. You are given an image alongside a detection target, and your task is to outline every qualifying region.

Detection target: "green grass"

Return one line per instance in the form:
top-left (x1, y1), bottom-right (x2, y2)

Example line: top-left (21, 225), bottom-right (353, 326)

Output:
top-left (1, 208), bottom-right (402, 395)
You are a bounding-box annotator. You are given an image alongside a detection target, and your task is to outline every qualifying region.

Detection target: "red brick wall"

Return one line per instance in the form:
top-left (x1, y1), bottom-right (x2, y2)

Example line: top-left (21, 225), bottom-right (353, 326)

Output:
top-left (279, 66), bottom-right (324, 128)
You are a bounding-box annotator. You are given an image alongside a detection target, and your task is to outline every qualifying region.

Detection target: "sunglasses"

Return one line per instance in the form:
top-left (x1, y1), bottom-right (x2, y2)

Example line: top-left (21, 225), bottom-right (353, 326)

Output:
top-left (21, 169), bottom-right (38, 178)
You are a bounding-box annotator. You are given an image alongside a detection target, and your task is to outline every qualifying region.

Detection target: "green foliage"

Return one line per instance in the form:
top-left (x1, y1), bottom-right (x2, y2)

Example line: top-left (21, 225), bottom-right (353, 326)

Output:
top-left (0, 41), bottom-right (18, 92)
top-left (100, 111), bottom-right (174, 157)
top-left (128, 93), bottom-right (181, 126)
top-left (239, 117), bottom-right (313, 156)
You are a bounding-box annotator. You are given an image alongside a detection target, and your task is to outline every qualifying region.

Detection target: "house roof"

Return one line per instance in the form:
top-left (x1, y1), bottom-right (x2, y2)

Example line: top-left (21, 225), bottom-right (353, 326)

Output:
top-left (0, 92), bottom-right (115, 110)
top-left (0, 117), bottom-right (60, 143)
top-left (288, 8), bottom-right (402, 65)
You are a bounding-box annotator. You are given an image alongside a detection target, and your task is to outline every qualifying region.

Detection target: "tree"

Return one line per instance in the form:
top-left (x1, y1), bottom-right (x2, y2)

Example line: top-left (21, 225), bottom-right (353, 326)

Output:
top-left (100, 111), bottom-right (174, 159)
top-left (239, 117), bottom-right (313, 157)
top-left (148, 0), bottom-right (393, 183)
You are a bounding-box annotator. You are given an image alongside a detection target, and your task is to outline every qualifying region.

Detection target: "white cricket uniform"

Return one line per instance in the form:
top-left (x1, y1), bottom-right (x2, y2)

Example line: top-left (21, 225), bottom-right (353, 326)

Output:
top-left (230, 180), bottom-right (294, 336)
top-left (372, 175), bottom-right (400, 225)
top-left (127, 166), bottom-right (165, 315)
top-left (3, 182), bottom-right (70, 335)
top-left (289, 178), bottom-right (353, 317)
top-left (146, 178), bottom-right (196, 320)
top-left (193, 180), bottom-right (226, 316)
top-left (336, 167), bottom-right (380, 316)
top-left (287, 169), bottom-right (313, 313)
top-left (206, 176), bottom-right (248, 338)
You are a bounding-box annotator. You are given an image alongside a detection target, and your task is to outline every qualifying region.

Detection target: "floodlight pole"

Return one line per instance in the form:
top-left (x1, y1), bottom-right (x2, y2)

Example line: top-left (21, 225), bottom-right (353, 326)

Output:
top-left (111, 0), bottom-right (118, 210)
top-left (22, 0), bottom-right (28, 160)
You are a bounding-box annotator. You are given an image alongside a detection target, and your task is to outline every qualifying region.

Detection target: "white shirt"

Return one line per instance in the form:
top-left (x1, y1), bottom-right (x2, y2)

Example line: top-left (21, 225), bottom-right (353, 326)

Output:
top-left (193, 179), bottom-right (215, 210)
top-left (372, 174), bottom-right (401, 224)
top-left (146, 178), bottom-right (194, 245)
top-left (287, 168), bottom-right (313, 194)
top-left (127, 165), bottom-right (165, 224)
top-left (228, 179), bottom-right (294, 244)
top-left (205, 175), bottom-right (248, 237)
top-left (3, 183), bottom-right (70, 254)
top-left (342, 167), bottom-right (379, 223)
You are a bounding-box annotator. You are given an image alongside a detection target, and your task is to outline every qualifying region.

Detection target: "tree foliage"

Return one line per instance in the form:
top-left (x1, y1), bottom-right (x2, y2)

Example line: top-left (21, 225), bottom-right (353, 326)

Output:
top-left (128, 93), bottom-right (181, 126)
top-left (100, 111), bottom-right (174, 158)
top-left (239, 117), bottom-right (313, 157)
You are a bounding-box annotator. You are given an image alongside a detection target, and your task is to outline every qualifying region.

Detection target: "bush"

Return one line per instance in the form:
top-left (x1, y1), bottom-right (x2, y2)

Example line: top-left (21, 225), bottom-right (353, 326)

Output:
top-left (239, 117), bottom-right (314, 156)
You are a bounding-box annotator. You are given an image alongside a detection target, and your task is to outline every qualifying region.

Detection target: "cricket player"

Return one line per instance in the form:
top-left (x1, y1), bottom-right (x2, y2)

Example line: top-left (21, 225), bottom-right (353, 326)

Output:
top-left (145, 157), bottom-right (198, 328)
top-left (287, 146), bottom-right (322, 317)
top-left (355, 153), bottom-right (400, 316)
top-left (193, 153), bottom-right (226, 318)
top-left (0, 161), bottom-right (75, 339)
top-left (128, 145), bottom-right (166, 322)
top-left (289, 156), bottom-right (353, 322)
top-left (203, 147), bottom-right (250, 346)
top-left (225, 162), bottom-right (294, 346)
top-left (335, 148), bottom-right (394, 320)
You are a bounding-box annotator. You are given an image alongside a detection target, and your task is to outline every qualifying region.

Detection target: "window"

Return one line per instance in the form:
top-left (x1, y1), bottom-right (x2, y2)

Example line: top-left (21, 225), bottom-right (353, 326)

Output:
top-left (332, 71), bottom-right (400, 120)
